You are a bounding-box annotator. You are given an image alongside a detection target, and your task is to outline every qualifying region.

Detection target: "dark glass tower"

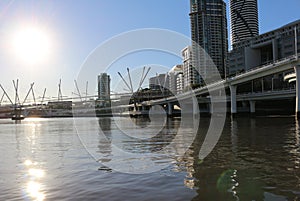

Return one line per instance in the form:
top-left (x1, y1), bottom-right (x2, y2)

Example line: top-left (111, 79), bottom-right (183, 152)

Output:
top-left (230, 0), bottom-right (259, 45)
top-left (97, 73), bottom-right (111, 101)
top-left (189, 0), bottom-right (228, 80)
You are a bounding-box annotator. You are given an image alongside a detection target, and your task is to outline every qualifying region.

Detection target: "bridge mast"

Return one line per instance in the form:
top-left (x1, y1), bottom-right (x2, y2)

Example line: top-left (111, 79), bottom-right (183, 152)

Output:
top-left (127, 68), bottom-right (134, 94)
top-left (12, 79), bottom-right (20, 105)
top-left (0, 84), bottom-right (14, 105)
top-left (74, 80), bottom-right (83, 102)
top-left (0, 93), bottom-right (4, 106)
top-left (22, 83), bottom-right (35, 105)
top-left (85, 81), bottom-right (88, 102)
top-left (41, 88), bottom-right (47, 105)
top-left (138, 67), bottom-right (151, 91)
top-left (57, 79), bottom-right (63, 101)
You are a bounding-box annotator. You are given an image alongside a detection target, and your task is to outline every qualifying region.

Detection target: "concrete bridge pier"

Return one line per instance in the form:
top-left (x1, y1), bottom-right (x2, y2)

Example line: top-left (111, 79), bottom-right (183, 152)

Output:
top-left (295, 65), bottom-right (300, 117)
top-left (192, 97), bottom-right (199, 119)
top-left (230, 85), bottom-right (237, 115)
top-left (208, 102), bottom-right (213, 114)
top-left (167, 103), bottom-right (173, 116)
top-left (249, 100), bottom-right (256, 115)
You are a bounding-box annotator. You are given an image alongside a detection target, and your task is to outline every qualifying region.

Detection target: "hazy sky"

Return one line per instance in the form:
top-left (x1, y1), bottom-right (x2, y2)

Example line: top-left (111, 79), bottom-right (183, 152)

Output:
top-left (0, 0), bottom-right (299, 102)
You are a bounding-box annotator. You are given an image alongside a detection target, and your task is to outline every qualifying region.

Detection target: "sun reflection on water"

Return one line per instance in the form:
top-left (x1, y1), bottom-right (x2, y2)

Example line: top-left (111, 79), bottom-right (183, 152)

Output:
top-left (26, 181), bottom-right (45, 201)
top-left (23, 159), bottom-right (46, 201)
top-left (28, 168), bottom-right (45, 178)
top-left (24, 159), bottom-right (33, 166)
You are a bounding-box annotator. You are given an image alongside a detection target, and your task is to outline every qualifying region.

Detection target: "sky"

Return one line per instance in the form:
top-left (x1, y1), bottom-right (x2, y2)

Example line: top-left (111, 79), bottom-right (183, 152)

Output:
top-left (0, 0), bottom-right (299, 102)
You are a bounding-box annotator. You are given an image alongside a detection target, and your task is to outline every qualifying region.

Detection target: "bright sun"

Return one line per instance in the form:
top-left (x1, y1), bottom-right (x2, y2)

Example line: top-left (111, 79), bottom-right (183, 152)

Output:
top-left (12, 27), bottom-right (51, 65)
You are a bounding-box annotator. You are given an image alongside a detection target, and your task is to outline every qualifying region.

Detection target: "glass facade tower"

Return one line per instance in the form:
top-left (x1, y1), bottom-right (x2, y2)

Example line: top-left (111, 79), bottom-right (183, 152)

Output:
top-left (189, 0), bottom-right (228, 80)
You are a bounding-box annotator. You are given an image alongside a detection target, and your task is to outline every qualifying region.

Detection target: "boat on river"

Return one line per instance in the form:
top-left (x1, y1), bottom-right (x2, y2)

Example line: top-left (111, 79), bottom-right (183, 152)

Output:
top-left (11, 114), bottom-right (25, 120)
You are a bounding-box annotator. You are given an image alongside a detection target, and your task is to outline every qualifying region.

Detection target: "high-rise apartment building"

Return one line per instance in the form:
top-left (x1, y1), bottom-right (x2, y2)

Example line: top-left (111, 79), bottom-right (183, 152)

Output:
top-left (182, 46), bottom-right (199, 88)
top-left (230, 0), bottom-right (259, 45)
top-left (190, 0), bottom-right (228, 80)
top-left (97, 73), bottom-right (111, 101)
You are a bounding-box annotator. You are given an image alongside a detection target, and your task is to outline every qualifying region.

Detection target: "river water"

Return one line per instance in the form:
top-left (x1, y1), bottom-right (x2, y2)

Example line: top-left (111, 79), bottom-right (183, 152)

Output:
top-left (0, 116), bottom-right (300, 201)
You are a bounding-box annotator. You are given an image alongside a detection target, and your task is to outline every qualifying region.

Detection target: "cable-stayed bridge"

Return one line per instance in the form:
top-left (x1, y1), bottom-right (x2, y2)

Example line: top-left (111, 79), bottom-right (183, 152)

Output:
top-left (1, 54), bottom-right (300, 120)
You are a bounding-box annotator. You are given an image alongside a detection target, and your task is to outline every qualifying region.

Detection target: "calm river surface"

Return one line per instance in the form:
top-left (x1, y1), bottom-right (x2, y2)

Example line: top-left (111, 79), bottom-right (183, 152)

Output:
top-left (1, 116), bottom-right (300, 200)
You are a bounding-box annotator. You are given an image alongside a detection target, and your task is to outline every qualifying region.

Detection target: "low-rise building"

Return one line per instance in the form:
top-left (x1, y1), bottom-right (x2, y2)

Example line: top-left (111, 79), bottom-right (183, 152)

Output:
top-left (228, 20), bottom-right (300, 76)
top-left (149, 73), bottom-right (169, 90)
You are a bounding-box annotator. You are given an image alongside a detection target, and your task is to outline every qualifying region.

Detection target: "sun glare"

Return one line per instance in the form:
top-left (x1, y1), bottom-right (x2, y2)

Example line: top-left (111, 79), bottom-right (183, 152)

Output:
top-left (12, 27), bottom-right (51, 65)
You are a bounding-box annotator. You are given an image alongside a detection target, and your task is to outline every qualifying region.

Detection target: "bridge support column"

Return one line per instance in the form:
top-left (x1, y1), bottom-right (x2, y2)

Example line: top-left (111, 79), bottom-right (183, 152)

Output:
top-left (167, 103), bottom-right (173, 116)
top-left (249, 100), bottom-right (256, 114)
top-left (295, 65), bottom-right (300, 117)
top-left (193, 97), bottom-right (199, 119)
top-left (208, 103), bottom-right (213, 114)
top-left (230, 85), bottom-right (237, 115)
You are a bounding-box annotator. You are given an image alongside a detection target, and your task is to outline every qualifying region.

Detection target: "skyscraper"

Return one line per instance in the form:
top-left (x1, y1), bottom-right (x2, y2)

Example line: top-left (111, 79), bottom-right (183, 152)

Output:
top-left (97, 73), bottom-right (111, 101)
top-left (189, 0), bottom-right (228, 81)
top-left (230, 0), bottom-right (259, 45)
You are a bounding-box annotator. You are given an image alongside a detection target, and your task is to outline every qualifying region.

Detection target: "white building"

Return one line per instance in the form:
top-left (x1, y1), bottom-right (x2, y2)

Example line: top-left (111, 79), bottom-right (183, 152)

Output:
top-left (168, 64), bottom-right (183, 94)
top-left (182, 46), bottom-right (199, 88)
top-left (176, 73), bottom-right (184, 94)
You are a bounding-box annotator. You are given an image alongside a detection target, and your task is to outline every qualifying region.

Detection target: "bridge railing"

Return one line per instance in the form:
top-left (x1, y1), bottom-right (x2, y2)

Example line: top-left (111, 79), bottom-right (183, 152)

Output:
top-left (228, 54), bottom-right (299, 80)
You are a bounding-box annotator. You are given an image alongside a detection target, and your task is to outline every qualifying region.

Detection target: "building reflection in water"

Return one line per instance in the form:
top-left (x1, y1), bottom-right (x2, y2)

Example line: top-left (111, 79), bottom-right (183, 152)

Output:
top-left (157, 116), bottom-right (197, 179)
top-left (98, 117), bottom-right (113, 171)
top-left (293, 117), bottom-right (300, 189)
top-left (231, 116), bottom-right (238, 155)
top-left (96, 115), bottom-right (200, 174)
top-left (191, 117), bottom-right (265, 201)
top-left (294, 117), bottom-right (300, 172)
top-left (182, 148), bottom-right (195, 189)
top-left (230, 116), bottom-right (239, 200)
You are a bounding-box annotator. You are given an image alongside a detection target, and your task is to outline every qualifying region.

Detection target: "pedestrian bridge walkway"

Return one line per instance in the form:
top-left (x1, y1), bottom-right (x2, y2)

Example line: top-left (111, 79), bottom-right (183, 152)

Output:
top-left (135, 54), bottom-right (300, 116)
